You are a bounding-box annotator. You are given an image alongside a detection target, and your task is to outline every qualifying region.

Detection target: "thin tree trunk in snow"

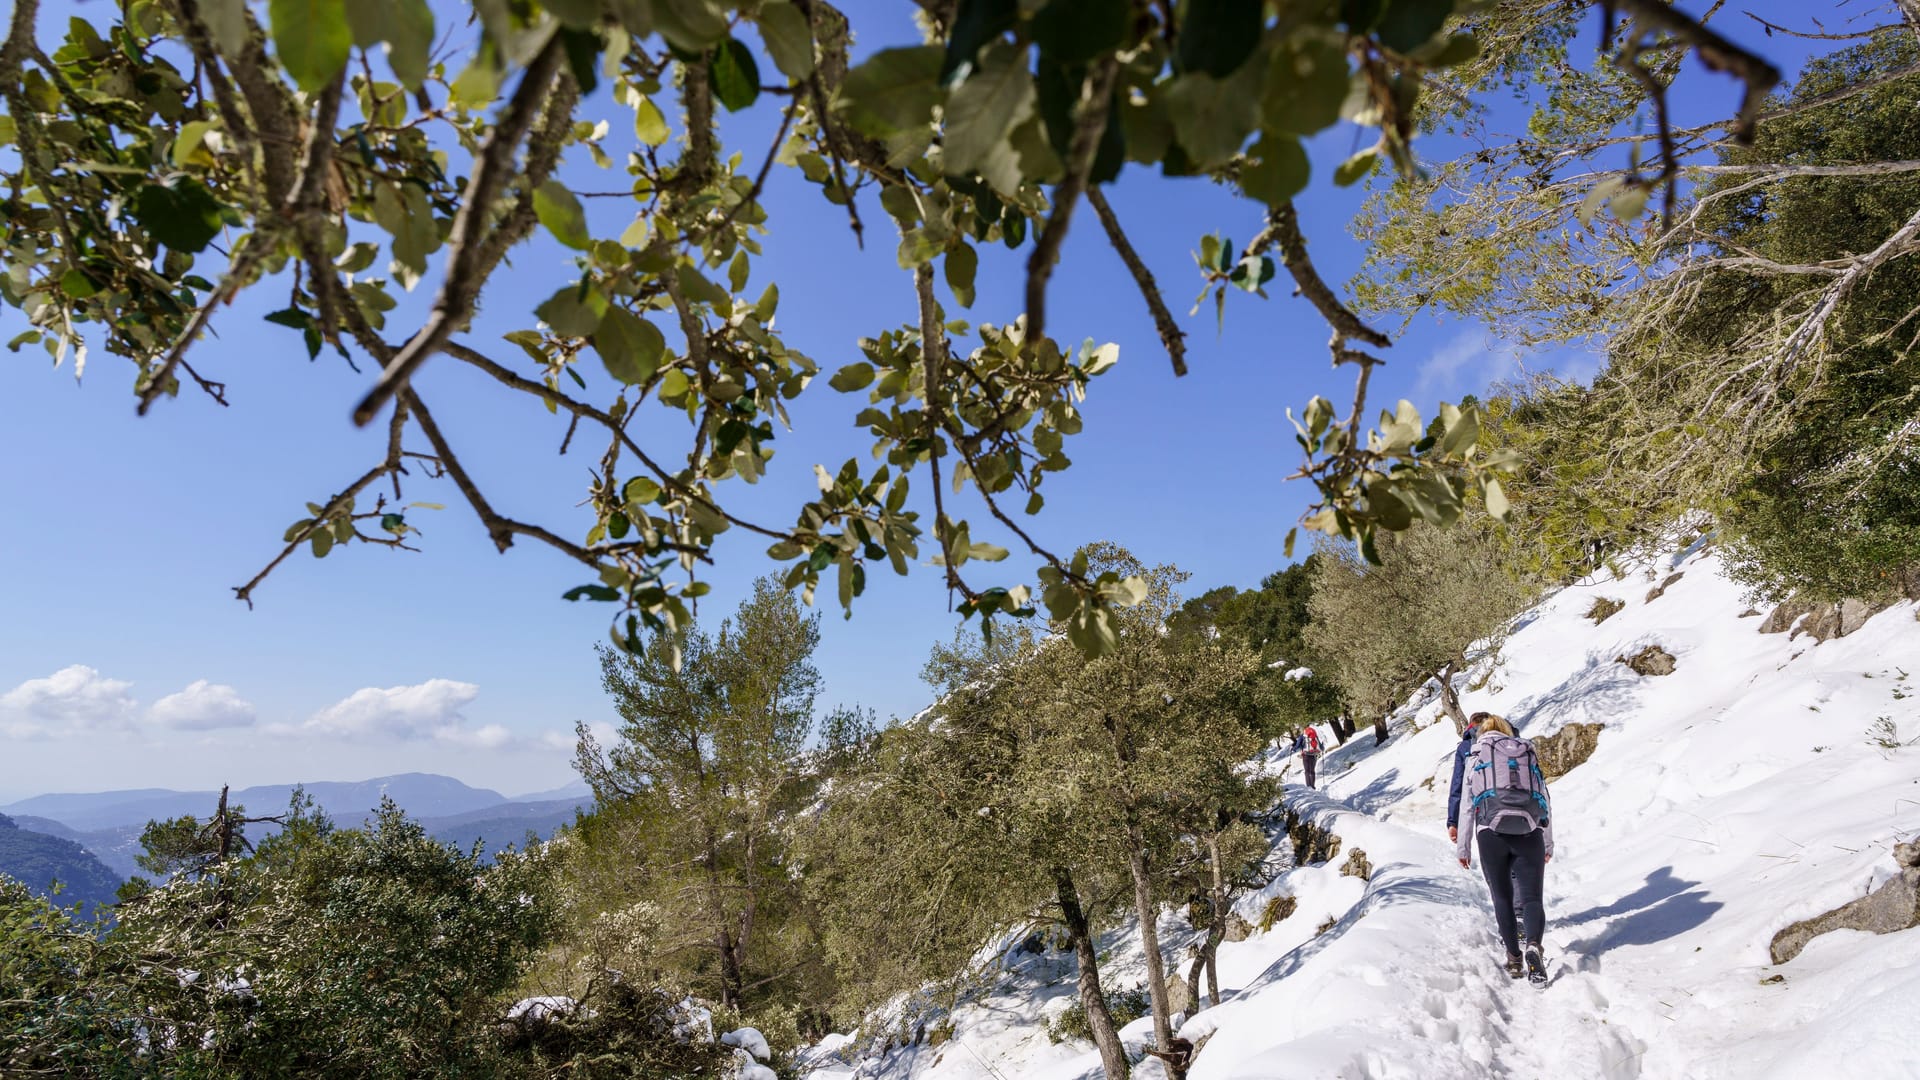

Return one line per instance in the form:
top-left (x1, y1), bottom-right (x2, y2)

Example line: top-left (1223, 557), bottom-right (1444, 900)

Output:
top-left (1127, 839), bottom-right (1186, 1080)
top-left (1438, 655), bottom-right (1470, 734)
top-left (1055, 867), bottom-right (1129, 1080)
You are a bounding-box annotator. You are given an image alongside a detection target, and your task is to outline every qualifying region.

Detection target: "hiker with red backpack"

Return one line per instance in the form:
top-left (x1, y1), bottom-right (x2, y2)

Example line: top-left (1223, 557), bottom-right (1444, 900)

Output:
top-left (1293, 724), bottom-right (1323, 788)
top-left (1453, 713), bottom-right (1554, 986)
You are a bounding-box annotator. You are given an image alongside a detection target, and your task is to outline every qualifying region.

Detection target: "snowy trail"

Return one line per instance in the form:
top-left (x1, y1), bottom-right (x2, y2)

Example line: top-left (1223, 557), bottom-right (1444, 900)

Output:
top-left (805, 544), bottom-right (1920, 1080)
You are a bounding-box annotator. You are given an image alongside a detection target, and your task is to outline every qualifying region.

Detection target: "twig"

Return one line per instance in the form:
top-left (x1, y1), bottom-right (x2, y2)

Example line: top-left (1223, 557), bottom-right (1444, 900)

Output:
top-left (1086, 187), bottom-right (1187, 377)
top-left (352, 38), bottom-right (566, 427)
top-left (1024, 56), bottom-right (1119, 346)
top-left (233, 397), bottom-right (410, 607)
top-left (915, 263), bottom-right (969, 605)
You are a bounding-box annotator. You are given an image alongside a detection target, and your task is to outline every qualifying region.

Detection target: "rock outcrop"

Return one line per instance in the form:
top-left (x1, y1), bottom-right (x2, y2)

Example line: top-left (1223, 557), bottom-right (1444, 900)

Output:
top-left (1769, 841), bottom-right (1920, 964)
top-left (1618, 644), bottom-right (1676, 676)
top-left (1531, 722), bottom-right (1603, 779)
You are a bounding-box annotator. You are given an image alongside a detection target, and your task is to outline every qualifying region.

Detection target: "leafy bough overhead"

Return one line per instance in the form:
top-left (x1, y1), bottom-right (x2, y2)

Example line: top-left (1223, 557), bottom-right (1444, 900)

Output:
top-left (0, 0), bottom-right (1779, 654)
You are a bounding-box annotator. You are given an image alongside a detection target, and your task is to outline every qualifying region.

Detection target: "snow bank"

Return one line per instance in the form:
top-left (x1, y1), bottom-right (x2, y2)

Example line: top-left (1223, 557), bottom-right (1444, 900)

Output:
top-left (806, 544), bottom-right (1920, 1080)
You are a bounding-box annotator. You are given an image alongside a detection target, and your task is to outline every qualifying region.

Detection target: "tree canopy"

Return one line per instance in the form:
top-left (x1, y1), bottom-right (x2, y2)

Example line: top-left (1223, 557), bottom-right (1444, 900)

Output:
top-left (0, 0), bottom-right (1785, 656)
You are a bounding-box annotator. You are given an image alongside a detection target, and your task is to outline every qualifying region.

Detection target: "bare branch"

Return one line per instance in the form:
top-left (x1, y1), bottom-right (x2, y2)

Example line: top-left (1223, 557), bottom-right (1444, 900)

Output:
top-left (352, 38), bottom-right (566, 427)
top-left (1086, 187), bottom-right (1187, 378)
top-left (1255, 202), bottom-right (1392, 351)
top-left (1024, 56), bottom-right (1120, 346)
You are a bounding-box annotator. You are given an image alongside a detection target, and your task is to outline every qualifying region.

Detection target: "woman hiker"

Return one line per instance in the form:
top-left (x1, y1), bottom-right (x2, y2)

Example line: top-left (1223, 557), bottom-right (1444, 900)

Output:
top-left (1453, 713), bottom-right (1554, 985)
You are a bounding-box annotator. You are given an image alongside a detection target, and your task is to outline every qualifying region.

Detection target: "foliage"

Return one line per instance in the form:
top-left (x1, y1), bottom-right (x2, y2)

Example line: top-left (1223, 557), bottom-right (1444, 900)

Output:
top-left (1, 794), bottom-right (558, 1079)
top-left (0, 0), bottom-right (1774, 655)
top-left (1305, 521), bottom-right (1536, 718)
top-left (1168, 558), bottom-right (1345, 738)
top-left (1046, 985), bottom-right (1150, 1045)
top-left (566, 575), bottom-right (836, 1016)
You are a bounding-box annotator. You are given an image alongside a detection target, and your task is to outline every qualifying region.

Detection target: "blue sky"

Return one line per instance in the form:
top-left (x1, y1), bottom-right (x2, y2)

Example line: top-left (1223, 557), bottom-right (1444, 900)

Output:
top-left (0, 0), bottom-right (1827, 799)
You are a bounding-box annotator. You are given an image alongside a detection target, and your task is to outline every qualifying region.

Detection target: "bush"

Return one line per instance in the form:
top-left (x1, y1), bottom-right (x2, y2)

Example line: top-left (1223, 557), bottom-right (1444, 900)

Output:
top-left (1045, 985), bottom-right (1150, 1044)
top-left (1584, 597), bottom-right (1624, 623)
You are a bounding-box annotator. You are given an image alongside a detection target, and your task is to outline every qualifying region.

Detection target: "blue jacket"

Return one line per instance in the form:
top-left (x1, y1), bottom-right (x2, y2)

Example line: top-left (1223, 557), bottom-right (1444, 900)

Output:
top-left (1445, 722), bottom-right (1479, 829)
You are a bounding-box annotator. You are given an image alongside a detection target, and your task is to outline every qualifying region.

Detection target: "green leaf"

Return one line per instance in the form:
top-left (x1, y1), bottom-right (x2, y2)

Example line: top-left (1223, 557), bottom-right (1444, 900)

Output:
top-left (710, 37), bottom-right (761, 112)
top-left (132, 179), bottom-right (226, 253)
top-left (660, 369), bottom-right (690, 399)
top-left (941, 0), bottom-right (1016, 82)
top-left (270, 0), bottom-right (352, 92)
top-left (311, 529), bottom-right (334, 558)
top-left (945, 242), bottom-right (978, 309)
top-left (563, 584), bottom-right (621, 601)
top-left (1032, 0), bottom-right (1129, 66)
top-left (536, 283), bottom-right (609, 336)
top-left (203, 0), bottom-right (250, 55)
top-left (1164, 69), bottom-right (1262, 168)
top-left (1375, 0), bottom-right (1454, 54)
top-left (1609, 183), bottom-right (1651, 222)
top-left (757, 1), bottom-right (814, 80)
top-left (387, 0), bottom-right (434, 89)
top-left (651, 0), bottom-right (729, 52)
top-left (755, 282), bottom-right (780, 320)
top-left (728, 249), bottom-right (750, 293)
top-left (676, 265), bottom-right (732, 308)
top-left (840, 45), bottom-right (944, 137)
top-left (1333, 145), bottom-right (1378, 186)
top-left (1483, 475), bottom-right (1510, 520)
top-left (1421, 32), bottom-right (1479, 69)
top-left (1240, 134), bottom-right (1310, 206)
top-left (171, 120), bottom-right (217, 167)
top-left (1440, 403), bottom-right (1479, 455)
top-left (534, 180), bottom-right (591, 250)
top-left (1263, 32), bottom-right (1351, 136)
top-left (633, 95), bottom-right (670, 145)
top-left (59, 268), bottom-right (98, 298)
top-left (624, 476), bottom-right (662, 504)
top-left (1576, 176), bottom-right (1624, 227)
top-left (593, 306), bottom-right (666, 384)
top-left (829, 363), bottom-right (876, 392)
top-left (1283, 526), bottom-right (1297, 559)
top-left (1081, 341), bottom-right (1119, 376)
top-left (1177, 0), bottom-right (1263, 78)
top-left (942, 42), bottom-right (1034, 194)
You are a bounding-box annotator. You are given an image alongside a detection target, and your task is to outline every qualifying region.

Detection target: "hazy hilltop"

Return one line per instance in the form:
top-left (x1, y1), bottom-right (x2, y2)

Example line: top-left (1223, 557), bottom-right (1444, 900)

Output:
top-left (0, 774), bottom-right (591, 883)
top-left (1, 772), bottom-right (515, 831)
top-left (0, 813), bottom-right (122, 916)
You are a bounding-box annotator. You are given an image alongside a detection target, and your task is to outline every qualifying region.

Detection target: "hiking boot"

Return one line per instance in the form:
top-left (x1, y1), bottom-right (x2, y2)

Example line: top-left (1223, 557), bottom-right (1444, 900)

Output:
top-left (1524, 943), bottom-right (1548, 987)
top-left (1504, 953), bottom-right (1524, 979)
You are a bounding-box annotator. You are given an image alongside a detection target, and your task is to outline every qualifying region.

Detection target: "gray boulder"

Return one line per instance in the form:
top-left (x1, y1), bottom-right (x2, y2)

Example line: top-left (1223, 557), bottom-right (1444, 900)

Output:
top-left (1769, 842), bottom-right (1920, 964)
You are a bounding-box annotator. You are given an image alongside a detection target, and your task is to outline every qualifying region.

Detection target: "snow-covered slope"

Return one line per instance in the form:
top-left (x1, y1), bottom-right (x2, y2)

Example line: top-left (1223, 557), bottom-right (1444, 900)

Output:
top-left (802, 541), bottom-right (1920, 1080)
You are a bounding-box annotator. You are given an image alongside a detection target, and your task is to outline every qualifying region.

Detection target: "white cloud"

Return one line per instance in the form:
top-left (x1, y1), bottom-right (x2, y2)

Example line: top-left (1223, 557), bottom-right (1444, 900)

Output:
top-left (303, 678), bottom-right (483, 742)
top-left (1415, 331), bottom-right (1604, 400)
top-left (0, 665), bottom-right (137, 737)
top-left (149, 680), bottom-right (258, 731)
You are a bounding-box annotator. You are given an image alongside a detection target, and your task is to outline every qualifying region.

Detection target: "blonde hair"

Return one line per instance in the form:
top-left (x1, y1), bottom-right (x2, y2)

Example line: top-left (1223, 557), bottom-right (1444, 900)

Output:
top-left (1477, 714), bottom-right (1515, 737)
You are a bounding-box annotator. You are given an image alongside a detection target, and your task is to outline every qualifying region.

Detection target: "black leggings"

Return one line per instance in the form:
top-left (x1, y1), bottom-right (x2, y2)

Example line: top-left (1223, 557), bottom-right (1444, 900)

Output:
top-left (1302, 753), bottom-right (1318, 788)
top-left (1477, 829), bottom-right (1546, 955)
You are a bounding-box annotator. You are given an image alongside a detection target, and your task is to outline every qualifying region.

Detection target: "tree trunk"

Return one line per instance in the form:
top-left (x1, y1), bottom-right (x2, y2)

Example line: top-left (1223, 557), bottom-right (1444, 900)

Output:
top-left (1126, 840), bottom-right (1185, 1080)
top-left (1437, 655), bottom-right (1469, 734)
top-left (1185, 832), bottom-right (1229, 1012)
top-left (1055, 867), bottom-right (1129, 1080)
top-left (1329, 712), bottom-right (1353, 744)
top-left (1373, 714), bottom-right (1389, 745)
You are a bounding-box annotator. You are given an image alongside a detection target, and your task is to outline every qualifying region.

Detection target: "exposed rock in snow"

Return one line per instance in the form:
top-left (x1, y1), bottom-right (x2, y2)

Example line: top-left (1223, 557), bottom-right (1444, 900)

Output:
top-left (1618, 642), bottom-right (1676, 675)
top-left (1770, 842), bottom-right (1920, 963)
top-left (1530, 721), bottom-right (1602, 779)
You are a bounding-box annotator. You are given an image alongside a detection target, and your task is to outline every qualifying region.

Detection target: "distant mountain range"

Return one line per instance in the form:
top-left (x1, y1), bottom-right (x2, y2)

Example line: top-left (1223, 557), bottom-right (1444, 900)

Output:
top-left (0, 774), bottom-right (593, 891)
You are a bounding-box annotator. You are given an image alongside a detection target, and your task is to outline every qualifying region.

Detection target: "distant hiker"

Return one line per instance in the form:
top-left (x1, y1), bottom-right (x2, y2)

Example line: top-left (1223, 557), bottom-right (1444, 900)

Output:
top-left (1453, 714), bottom-right (1554, 986)
top-left (1295, 724), bottom-right (1322, 789)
